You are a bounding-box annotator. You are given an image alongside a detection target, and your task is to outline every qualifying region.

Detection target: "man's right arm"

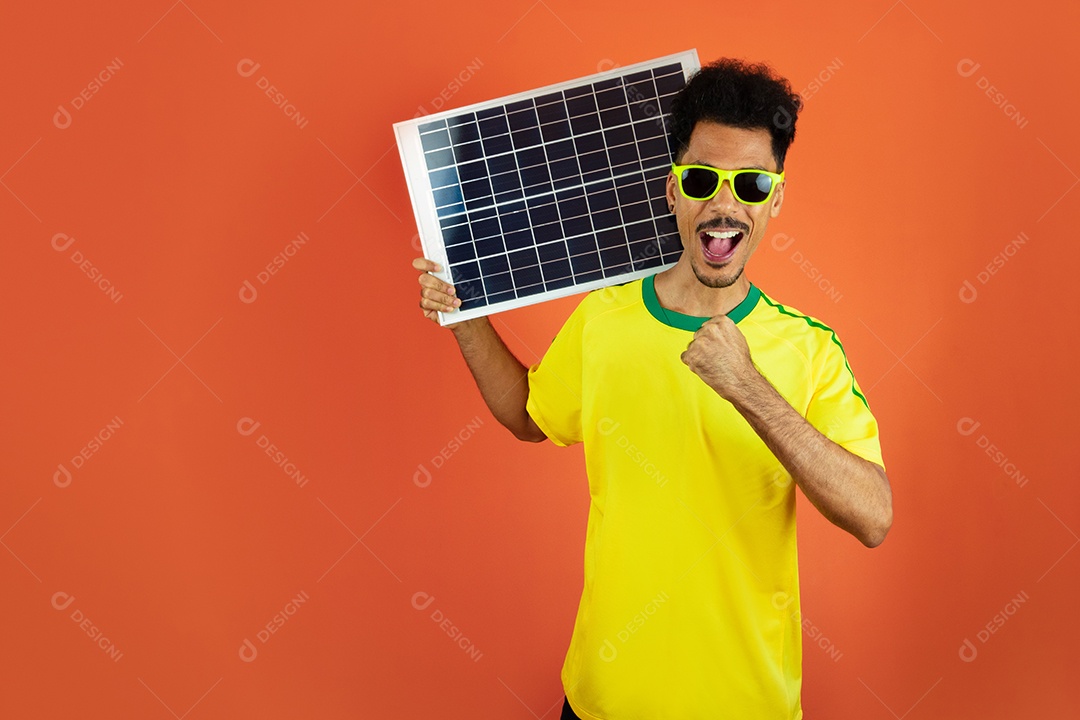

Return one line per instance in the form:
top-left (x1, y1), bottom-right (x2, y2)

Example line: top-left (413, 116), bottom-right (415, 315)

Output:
top-left (413, 257), bottom-right (547, 443)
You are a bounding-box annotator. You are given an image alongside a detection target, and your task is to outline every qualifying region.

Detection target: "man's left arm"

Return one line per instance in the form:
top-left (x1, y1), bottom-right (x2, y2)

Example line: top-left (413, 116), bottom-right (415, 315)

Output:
top-left (682, 315), bottom-right (893, 548)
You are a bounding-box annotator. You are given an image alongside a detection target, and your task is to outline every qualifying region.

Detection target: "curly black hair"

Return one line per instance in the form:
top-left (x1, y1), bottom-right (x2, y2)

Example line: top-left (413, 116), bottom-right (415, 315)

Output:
top-left (668, 58), bottom-right (803, 171)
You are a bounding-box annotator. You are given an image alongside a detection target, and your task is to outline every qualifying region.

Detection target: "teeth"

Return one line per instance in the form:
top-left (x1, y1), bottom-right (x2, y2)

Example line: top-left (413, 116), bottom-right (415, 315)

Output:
top-left (705, 230), bottom-right (739, 238)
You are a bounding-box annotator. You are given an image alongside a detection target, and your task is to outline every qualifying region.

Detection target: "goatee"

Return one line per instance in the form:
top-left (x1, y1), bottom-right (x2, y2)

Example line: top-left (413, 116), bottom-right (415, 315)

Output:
top-left (691, 258), bottom-right (743, 289)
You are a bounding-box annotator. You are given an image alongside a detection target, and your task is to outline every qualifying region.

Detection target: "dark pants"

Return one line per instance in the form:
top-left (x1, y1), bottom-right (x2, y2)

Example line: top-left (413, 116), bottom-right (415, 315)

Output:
top-left (561, 696), bottom-right (582, 720)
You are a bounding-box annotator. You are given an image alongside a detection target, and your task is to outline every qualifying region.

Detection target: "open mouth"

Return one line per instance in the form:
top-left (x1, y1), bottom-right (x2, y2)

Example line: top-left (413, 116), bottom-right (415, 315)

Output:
top-left (699, 229), bottom-right (743, 264)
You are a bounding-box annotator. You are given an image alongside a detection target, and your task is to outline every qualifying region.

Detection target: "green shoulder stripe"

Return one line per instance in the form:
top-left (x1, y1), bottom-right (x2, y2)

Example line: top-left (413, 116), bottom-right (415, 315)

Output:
top-left (758, 292), bottom-right (871, 411)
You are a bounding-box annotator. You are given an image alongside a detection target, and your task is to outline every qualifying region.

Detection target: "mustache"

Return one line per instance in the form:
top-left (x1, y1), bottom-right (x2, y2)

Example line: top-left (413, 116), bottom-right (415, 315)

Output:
top-left (695, 217), bottom-right (748, 234)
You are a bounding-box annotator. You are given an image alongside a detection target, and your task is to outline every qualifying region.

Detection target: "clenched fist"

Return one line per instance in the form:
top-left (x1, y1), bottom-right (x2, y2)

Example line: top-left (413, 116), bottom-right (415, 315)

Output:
top-left (680, 315), bottom-right (759, 400)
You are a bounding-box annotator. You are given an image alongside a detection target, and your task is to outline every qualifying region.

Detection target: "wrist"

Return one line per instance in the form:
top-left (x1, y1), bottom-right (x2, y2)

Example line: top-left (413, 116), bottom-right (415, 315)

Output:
top-left (449, 315), bottom-right (490, 339)
top-left (722, 366), bottom-right (767, 408)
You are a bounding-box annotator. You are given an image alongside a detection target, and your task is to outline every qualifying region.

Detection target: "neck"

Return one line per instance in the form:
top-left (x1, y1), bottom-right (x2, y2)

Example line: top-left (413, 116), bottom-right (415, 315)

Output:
top-left (654, 258), bottom-right (751, 318)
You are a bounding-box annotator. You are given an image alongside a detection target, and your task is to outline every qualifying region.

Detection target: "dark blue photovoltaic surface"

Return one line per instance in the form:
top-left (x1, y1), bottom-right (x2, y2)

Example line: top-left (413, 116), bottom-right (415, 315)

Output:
top-left (419, 62), bottom-right (687, 310)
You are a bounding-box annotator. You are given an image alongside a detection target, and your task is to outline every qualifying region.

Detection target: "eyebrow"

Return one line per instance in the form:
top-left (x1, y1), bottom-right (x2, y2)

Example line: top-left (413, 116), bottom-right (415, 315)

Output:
top-left (686, 160), bottom-right (772, 172)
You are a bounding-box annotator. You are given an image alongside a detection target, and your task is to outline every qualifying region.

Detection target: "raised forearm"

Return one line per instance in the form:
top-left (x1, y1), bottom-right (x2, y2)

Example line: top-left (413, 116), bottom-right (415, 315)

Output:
top-left (451, 317), bottom-right (546, 442)
top-left (728, 372), bottom-right (893, 547)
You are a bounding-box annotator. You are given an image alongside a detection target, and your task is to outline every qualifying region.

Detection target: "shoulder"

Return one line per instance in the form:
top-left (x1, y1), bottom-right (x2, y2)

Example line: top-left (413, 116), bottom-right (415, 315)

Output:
top-left (568, 278), bottom-right (644, 326)
top-left (751, 287), bottom-right (849, 358)
top-left (751, 288), bottom-right (874, 402)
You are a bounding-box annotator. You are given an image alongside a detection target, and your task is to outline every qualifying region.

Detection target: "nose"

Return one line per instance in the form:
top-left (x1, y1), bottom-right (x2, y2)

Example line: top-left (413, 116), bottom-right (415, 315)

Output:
top-left (706, 178), bottom-right (741, 211)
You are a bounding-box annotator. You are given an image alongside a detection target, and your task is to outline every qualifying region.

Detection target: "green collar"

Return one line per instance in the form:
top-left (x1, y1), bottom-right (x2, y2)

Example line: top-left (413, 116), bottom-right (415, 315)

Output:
top-left (642, 273), bottom-right (761, 331)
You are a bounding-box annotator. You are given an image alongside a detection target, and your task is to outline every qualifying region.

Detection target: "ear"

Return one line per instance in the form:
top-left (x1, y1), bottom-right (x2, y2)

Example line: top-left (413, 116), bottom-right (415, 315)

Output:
top-left (769, 179), bottom-right (785, 219)
top-left (666, 171), bottom-right (677, 213)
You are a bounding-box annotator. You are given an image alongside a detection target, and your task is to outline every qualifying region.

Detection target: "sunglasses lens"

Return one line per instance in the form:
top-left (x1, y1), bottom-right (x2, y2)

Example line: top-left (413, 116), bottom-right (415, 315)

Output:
top-left (733, 172), bottom-right (774, 203)
top-left (680, 167), bottom-right (719, 199)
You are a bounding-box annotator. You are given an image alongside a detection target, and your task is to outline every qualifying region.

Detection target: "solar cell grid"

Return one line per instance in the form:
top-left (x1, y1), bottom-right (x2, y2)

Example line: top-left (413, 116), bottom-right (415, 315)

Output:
top-left (395, 50), bottom-right (699, 324)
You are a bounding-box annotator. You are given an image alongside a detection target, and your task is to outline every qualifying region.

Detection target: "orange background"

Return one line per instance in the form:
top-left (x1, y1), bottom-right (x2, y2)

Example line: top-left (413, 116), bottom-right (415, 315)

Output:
top-left (2, 1), bottom-right (1078, 717)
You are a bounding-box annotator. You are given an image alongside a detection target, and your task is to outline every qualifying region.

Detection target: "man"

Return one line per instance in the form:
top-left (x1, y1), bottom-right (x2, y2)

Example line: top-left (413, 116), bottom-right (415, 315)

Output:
top-left (413, 58), bottom-right (891, 720)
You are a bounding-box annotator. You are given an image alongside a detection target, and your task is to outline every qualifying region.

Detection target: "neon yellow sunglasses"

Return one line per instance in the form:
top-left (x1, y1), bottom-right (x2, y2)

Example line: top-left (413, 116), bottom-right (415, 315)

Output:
top-left (671, 163), bottom-right (785, 205)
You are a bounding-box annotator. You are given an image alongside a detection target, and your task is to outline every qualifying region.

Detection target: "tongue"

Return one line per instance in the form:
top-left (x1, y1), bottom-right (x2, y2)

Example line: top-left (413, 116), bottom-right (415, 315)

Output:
top-left (705, 235), bottom-right (734, 256)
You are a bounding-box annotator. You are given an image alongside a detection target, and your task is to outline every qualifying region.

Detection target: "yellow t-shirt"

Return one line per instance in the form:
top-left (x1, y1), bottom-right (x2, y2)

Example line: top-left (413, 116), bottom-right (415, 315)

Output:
top-left (526, 273), bottom-right (884, 720)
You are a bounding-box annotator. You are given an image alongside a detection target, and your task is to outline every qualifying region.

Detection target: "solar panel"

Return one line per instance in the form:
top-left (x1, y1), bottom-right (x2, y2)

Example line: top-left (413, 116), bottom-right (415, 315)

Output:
top-left (394, 50), bottom-right (700, 325)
